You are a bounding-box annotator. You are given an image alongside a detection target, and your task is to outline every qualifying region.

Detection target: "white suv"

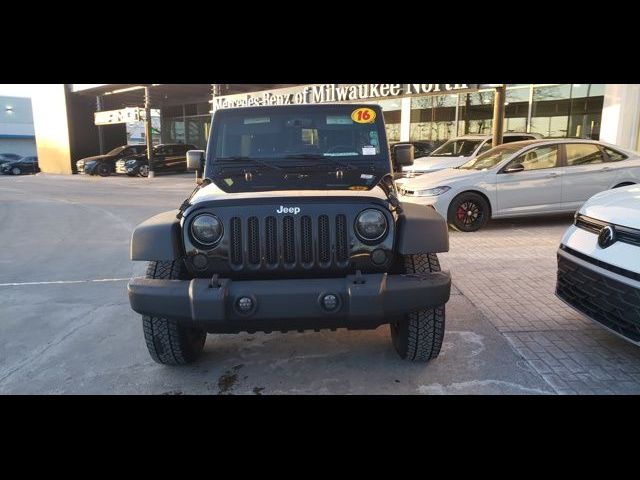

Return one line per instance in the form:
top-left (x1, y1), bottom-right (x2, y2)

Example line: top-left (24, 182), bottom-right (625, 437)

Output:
top-left (556, 184), bottom-right (640, 345)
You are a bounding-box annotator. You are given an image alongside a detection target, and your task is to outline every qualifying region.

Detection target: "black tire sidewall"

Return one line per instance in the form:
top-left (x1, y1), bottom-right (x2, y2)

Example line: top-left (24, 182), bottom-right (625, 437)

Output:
top-left (390, 253), bottom-right (445, 362)
top-left (447, 192), bottom-right (490, 232)
top-left (97, 163), bottom-right (111, 177)
top-left (143, 260), bottom-right (207, 365)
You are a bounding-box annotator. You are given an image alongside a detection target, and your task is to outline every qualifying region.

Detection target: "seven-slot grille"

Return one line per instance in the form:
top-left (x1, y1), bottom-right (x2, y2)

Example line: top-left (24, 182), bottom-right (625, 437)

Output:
top-left (229, 214), bottom-right (349, 269)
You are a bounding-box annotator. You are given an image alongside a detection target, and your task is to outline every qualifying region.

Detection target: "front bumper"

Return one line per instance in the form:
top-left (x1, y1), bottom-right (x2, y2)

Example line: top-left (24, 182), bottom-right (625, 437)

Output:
top-left (398, 193), bottom-right (450, 220)
top-left (556, 246), bottom-right (640, 345)
top-left (128, 271), bottom-right (451, 333)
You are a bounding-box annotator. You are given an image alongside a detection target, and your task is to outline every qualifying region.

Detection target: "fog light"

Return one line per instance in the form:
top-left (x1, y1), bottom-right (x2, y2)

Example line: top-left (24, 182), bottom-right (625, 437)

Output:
top-left (322, 294), bottom-right (339, 311)
top-left (371, 249), bottom-right (387, 265)
top-left (192, 253), bottom-right (208, 270)
top-left (237, 296), bottom-right (254, 313)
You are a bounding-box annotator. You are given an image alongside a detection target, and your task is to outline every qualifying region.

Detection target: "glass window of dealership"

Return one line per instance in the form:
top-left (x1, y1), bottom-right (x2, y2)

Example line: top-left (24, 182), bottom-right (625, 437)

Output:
top-left (369, 84), bottom-right (606, 144)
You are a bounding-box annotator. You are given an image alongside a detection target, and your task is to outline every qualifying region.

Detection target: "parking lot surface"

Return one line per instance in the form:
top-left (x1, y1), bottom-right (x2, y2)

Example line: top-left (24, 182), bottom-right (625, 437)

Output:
top-left (1, 173), bottom-right (638, 394)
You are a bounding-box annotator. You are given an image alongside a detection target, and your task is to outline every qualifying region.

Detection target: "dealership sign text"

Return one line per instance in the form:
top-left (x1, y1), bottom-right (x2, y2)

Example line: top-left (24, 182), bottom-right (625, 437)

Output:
top-left (214, 84), bottom-right (477, 110)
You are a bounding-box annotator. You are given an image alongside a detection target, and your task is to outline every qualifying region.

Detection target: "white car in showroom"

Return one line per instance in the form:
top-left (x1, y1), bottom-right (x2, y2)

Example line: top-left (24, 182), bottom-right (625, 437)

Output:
top-left (397, 132), bottom-right (540, 184)
top-left (398, 139), bottom-right (640, 231)
top-left (556, 184), bottom-right (640, 345)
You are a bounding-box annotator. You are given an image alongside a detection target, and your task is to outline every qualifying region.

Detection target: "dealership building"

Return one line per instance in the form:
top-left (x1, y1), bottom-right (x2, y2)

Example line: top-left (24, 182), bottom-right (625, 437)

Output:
top-left (29, 84), bottom-right (640, 174)
top-left (1, 95), bottom-right (37, 157)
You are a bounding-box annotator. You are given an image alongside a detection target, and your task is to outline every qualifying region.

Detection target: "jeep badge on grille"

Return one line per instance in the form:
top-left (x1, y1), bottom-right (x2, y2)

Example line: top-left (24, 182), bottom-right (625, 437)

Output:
top-left (277, 206), bottom-right (301, 214)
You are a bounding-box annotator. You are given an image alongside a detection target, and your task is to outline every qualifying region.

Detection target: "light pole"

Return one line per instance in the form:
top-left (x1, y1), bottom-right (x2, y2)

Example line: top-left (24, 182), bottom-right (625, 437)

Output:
top-left (144, 85), bottom-right (154, 178)
top-left (96, 95), bottom-right (105, 155)
top-left (492, 84), bottom-right (506, 146)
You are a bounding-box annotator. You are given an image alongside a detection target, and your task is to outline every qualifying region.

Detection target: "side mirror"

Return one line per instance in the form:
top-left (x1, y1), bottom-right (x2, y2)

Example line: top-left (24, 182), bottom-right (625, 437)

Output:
top-left (393, 144), bottom-right (415, 167)
top-left (186, 150), bottom-right (204, 171)
top-left (504, 163), bottom-right (525, 173)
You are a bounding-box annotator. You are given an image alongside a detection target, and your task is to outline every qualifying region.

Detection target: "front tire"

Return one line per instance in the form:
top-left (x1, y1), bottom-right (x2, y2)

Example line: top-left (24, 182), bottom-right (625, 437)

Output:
top-left (139, 165), bottom-right (149, 177)
top-left (97, 163), bottom-right (111, 177)
top-left (11, 167), bottom-right (21, 175)
top-left (390, 253), bottom-right (446, 362)
top-left (447, 192), bottom-right (490, 232)
top-left (142, 260), bottom-right (207, 365)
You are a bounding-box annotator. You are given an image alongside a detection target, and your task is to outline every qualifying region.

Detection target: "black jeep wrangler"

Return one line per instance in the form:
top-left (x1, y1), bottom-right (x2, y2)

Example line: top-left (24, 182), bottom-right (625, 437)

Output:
top-left (127, 104), bottom-right (451, 365)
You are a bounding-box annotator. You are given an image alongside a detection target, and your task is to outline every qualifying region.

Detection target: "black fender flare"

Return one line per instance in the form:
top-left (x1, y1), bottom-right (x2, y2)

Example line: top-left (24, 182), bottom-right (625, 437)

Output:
top-left (396, 202), bottom-right (449, 254)
top-left (130, 210), bottom-right (182, 261)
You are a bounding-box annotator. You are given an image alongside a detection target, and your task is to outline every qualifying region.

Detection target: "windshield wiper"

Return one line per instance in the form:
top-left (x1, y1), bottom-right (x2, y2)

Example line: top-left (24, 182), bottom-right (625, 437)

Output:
top-left (283, 154), bottom-right (359, 171)
top-left (215, 156), bottom-right (284, 171)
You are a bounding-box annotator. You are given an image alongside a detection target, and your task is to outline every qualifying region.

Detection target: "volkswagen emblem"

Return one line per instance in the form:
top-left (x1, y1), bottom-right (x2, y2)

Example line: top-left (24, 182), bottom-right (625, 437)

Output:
top-left (597, 225), bottom-right (616, 249)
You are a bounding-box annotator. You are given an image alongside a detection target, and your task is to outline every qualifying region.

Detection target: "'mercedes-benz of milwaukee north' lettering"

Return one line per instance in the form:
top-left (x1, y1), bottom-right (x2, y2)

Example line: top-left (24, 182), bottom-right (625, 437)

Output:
top-left (213, 84), bottom-right (476, 110)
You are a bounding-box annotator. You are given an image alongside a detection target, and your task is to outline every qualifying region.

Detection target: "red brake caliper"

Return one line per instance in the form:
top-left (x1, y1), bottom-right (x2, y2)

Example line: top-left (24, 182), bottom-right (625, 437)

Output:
top-left (457, 204), bottom-right (466, 220)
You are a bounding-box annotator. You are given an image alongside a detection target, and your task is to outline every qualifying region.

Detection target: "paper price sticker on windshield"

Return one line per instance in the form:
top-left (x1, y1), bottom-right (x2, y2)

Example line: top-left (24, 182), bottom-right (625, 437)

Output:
top-left (351, 108), bottom-right (376, 124)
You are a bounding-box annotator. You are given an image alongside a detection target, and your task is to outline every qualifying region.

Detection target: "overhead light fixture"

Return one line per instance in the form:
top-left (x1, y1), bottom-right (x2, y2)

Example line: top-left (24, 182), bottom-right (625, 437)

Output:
top-left (6, 105), bottom-right (13, 112)
top-left (104, 84), bottom-right (162, 95)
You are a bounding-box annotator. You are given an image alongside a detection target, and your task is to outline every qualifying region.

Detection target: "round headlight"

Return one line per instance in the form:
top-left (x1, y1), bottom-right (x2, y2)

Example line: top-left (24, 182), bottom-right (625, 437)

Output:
top-left (355, 209), bottom-right (388, 241)
top-left (190, 214), bottom-right (223, 246)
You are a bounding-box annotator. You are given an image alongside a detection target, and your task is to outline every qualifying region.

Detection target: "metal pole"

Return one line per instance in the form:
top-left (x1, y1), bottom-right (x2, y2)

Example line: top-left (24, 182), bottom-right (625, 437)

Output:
top-left (492, 85), bottom-right (506, 146)
top-left (144, 86), bottom-right (154, 178)
top-left (96, 96), bottom-right (105, 155)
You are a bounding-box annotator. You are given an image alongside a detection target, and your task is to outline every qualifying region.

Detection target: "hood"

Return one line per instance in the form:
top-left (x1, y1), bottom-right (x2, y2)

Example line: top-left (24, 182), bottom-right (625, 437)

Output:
top-left (404, 156), bottom-right (469, 173)
top-left (208, 160), bottom-right (388, 194)
top-left (78, 154), bottom-right (114, 164)
top-left (400, 167), bottom-right (488, 190)
top-left (190, 182), bottom-right (389, 205)
top-left (124, 152), bottom-right (148, 161)
top-left (579, 184), bottom-right (640, 228)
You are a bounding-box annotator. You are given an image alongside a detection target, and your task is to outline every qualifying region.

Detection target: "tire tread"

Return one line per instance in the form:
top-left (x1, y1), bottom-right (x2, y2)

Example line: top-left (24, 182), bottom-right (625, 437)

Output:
top-left (142, 260), bottom-right (206, 365)
top-left (392, 253), bottom-right (446, 362)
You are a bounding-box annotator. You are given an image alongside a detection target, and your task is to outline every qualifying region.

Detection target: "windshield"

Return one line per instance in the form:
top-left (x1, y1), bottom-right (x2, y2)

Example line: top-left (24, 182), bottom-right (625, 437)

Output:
top-left (212, 106), bottom-right (385, 161)
top-left (107, 146), bottom-right (126, 156)
top-left (459, 144), bottom-right (521, 170)
top-left (430, 139), bottom-right (483, 157)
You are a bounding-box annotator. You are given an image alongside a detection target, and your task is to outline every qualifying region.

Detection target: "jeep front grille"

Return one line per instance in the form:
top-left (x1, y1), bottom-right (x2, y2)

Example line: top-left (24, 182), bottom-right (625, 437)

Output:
top-left (318, 215), bottom-right (330, 264)
top-left (301, 216), bottom-right (313, 264)
top-left (336, 214), bottom-right (348, 262)
top-left (229, 214), bottom-right (350, 270)
top-left (230, 217), bottom-right (242, 265)
top-left (265, 216), bottom-right (277, 265)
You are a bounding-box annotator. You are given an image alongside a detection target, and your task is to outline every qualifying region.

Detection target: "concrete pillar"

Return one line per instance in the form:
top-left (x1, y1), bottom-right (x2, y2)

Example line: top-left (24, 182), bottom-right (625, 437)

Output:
top-left (31, 85), bottom-right (73, 174)
top-left (600, 84), bottom-right (640, 151)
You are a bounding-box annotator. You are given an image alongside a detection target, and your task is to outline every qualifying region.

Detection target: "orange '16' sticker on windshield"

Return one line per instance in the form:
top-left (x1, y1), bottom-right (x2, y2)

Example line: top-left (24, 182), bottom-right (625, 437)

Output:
top-left (351, 108), bottom-right (376, 124)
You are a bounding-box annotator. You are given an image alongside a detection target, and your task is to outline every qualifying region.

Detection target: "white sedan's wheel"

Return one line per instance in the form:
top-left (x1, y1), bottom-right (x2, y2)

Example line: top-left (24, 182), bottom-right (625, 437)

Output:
top-left (12, 167), bottom-right (21, 176)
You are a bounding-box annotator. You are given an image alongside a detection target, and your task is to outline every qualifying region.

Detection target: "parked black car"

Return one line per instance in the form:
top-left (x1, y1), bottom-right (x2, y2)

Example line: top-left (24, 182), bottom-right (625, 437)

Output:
top-left (116, 143), bottom-right (198, 177)
top-left (1, 156), bottom-right (39, 175)
top-left (0, 153), bottom-right (23, 167)
top-left (76, 145), bottom-right (147, 176)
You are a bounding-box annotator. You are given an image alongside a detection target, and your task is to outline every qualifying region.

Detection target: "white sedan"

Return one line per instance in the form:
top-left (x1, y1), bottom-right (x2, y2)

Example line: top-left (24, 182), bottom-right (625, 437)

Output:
top-left (398, 139), bottom-right (640, 231)
top-left (397, 132), bottom-right (540, 185)
top-left (556, 184), bottom-right (640, 345)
